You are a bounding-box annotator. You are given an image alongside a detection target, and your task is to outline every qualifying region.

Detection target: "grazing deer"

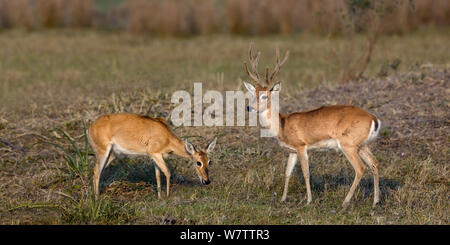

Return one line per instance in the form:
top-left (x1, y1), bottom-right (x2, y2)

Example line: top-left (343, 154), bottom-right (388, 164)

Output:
top-left (88, 113), bottom-right (217, 199)
top-left (242, 44), bottom-right (381, 207)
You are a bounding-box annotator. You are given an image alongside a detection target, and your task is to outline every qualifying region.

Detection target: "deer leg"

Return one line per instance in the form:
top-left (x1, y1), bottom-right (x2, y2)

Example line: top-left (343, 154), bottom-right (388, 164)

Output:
top-left (297, 146), bottom-right (312, 204)
top-left (359, 145), bottom-right (380, 207)
top-left (154, 164), bottom-right (162, 199)
top-left (340, 145), bottom-right (366, 207)
top-left (93, 152), bottom-right (104, 200)
top-left (150, 153), bottom-right (171, 197)
top-left (281, 153), bottom-right (298, 202)
top-left (93, 144), bottom-right (112, 200)
top-left (104, 151), bottom-right (116, 168)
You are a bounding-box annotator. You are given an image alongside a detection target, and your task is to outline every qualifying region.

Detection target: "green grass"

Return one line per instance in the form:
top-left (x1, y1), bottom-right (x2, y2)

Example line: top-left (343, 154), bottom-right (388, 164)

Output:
top-left (0, 28), bottom-right (448, 224)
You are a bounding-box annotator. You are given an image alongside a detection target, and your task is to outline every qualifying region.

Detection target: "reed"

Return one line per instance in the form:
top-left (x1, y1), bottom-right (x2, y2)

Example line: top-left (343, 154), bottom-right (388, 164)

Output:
top-left (0, 0), bottom-right (449, 35)
top-left (0, 0), bottom-right (35, 30)
top-left (70, 0), bottom-right (93, 28)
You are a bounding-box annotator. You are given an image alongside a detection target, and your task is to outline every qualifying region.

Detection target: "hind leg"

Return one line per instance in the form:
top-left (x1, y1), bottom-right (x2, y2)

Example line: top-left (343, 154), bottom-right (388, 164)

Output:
top-left (297, 146), bottom-right (312, 204)
top-left (359, 145), bottom-right (380, 207)
top-left (154, 165), bottom-right (162, 199)
top-left (281, 153), bottom-right (298, 202)
top-left (93, 144), bottom-right (113, 199)
top-left (340, 145), bottom-right (366, 207)
top-left (150, 153), bottom-right (171, 197)
top-left (104, 151), bottom-right (116, 168)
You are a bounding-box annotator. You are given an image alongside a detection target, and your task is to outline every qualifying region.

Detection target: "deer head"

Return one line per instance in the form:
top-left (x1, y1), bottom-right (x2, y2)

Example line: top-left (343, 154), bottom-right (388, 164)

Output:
top-left (243, 44), bottom-right (289, 114)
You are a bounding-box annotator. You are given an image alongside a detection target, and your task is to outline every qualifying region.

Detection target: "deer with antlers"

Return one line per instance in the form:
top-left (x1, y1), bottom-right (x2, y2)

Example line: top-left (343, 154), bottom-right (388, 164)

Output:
top-left (88, 113), bottom-right (217, 199)
top-left (242, 44), bottom-right (381, 207)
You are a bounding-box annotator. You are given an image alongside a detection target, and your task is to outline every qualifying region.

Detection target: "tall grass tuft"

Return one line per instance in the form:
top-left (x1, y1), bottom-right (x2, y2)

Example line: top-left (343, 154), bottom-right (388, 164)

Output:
top-left (70, 0), bottom-right (93, 28)
top-left (273, 0), bottom-right (299, 35)
top-left (126, 0), bottom-right (156, 34)
top-left (226, 0), bottom-right (255, 35)
top-left (58, 189), bottom-right (136, 224)
top-left (42, 122), bottom-right (136, 224)
top-left (37, 0), bottom-right (65, 28)
top-left (0, 0), bottom-right (35, 30)
top-left (255, 0), bottom-right (279, 35)
top-left (43, 123), bottom-right (91, 184)
top-left (0, 0), bottom-right (450, 34)
top-left (158, 0), bottom-right (190, 36)
top-left (190, 0), bottom-right (217, 34)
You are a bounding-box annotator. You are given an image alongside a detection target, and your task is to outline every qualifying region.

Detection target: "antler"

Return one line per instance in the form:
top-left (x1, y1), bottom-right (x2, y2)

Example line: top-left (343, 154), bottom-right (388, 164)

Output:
top-left (243, 43), bottom-right (262, 84)
top-left (244, 44), bottom-right (290, 87)
top-left (267, 48), bottom-right (290, 86)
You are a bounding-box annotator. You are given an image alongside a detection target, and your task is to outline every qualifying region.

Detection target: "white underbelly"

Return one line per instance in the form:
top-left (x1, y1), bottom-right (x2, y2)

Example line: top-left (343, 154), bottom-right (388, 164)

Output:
top-left (278, 138), bottom-right (342, 152)
top-left (308, 139), bottom-right (341, 150)
top-left (278, 140), bottom-right (297, 151)
top-left (112, 142), bottom-right (147, 156)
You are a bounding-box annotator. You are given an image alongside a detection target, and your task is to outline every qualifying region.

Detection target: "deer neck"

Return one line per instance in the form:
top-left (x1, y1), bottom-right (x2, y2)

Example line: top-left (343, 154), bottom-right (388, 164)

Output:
top-left (260, 108), bottom-right (282, 138)
top-left (170, 138), bottom-right (193, 160)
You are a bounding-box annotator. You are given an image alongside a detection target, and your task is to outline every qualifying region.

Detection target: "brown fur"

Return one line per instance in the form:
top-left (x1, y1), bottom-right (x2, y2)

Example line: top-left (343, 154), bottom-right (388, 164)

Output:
top-left (243, 45), bottom-right (381, 207)
top-left (278, 105), bottom-right (378, 148)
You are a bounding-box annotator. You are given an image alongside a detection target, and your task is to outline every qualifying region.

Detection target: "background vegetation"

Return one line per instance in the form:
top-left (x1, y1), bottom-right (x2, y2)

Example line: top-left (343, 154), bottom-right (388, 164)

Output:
top-left (0, 0), bottom-right (449, 35)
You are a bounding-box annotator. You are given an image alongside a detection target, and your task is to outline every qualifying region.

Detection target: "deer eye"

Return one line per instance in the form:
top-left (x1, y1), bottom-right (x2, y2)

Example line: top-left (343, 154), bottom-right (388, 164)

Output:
top-left (196, 162), bottom-right (202, 167)
top-left (208, 160), bottom-right (211, 166)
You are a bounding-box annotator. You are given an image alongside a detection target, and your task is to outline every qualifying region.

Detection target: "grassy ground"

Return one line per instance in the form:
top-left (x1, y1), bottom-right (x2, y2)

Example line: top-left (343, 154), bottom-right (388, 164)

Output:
top-left (0, 28), bottom-right (449, 224)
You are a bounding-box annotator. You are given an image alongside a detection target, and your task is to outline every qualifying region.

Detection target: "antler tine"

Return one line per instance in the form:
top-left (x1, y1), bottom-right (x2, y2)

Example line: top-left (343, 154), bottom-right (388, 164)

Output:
top-left (244, 62), bottom-right (259, 83)
top-left (251, 51), bottom-right (261, 78)
top-left (244, 43), bottom-right (262, 84)
top-left (268, 49), bottom-right (290, 84)
top-left (275, 48), bottom-right (280, 64)
top-left (249, 42), bottom-right (254, 57)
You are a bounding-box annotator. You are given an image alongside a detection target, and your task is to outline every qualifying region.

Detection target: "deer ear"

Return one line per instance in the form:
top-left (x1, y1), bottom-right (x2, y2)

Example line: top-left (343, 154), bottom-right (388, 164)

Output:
top-left (205, 137), bottom-right (217, 153)
top-left (243, 81), bottom-right (256, 95)
top-left (271, 82), bottom-right (281, 92)
top-left (185, 141), bottom-right (195, 155)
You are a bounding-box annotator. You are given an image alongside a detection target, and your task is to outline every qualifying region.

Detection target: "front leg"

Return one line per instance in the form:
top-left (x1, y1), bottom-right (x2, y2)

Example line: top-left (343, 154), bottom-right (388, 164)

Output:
top-left (154, 165), bottom-right (162, 199)
top-left (281, 153), bottom-right (298, 202)
top-left (150, 153), bottom-right (171, 197)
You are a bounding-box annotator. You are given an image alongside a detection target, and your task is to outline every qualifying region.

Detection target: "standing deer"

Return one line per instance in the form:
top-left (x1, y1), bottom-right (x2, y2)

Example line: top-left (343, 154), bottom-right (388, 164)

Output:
top-left (242, 44), bottom-right (381, 207)
top-left (88, 113), bottom-right (217, 199)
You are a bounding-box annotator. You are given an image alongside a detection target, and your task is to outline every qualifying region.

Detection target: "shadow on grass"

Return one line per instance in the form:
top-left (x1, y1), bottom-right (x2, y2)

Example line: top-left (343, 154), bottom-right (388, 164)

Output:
top-left (98, 156), bottom-right (200, 195)
top-left (300, 173), bottom-right (402, 204)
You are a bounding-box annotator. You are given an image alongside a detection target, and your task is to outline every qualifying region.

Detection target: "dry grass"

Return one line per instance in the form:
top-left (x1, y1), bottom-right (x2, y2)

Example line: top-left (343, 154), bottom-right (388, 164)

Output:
top-left (1, 69), bottom-right (447, 224)
top-left (37, 0), bottom-right (65, 28)
top-left (0, 30), bottom-right (448, 224)
top-left (0, 0), bottom-right (93, 29)
top-left (70, 0), bottom-right (93, 28)
top-left (0, 0), bottom-right (35, 30)
top-left (127, 0), bottom-right (217, 35)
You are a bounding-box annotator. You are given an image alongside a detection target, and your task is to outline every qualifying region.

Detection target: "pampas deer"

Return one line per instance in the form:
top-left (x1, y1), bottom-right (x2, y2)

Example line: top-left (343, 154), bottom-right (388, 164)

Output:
top-left (242, 44), bottom-right (381, 207)
top-left (88, 113), bottom-right (217, 199)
